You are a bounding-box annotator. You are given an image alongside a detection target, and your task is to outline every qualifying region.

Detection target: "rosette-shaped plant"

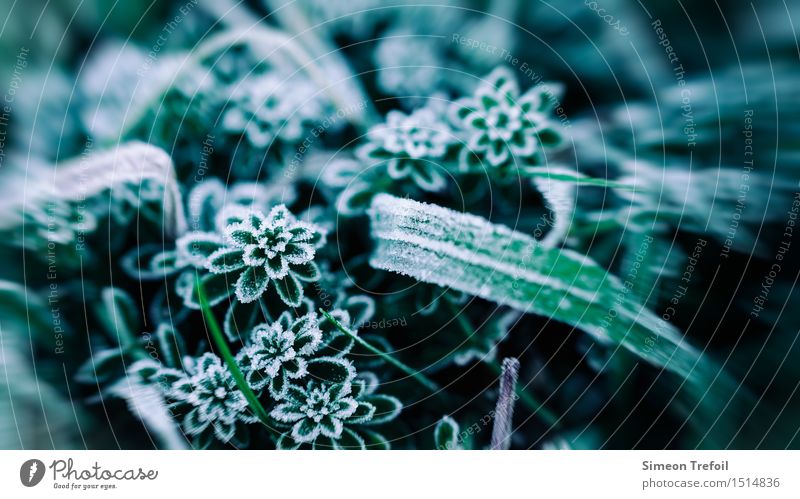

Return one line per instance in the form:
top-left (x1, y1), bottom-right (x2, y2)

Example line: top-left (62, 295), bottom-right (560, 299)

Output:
top-left (270, 369), bottom-right (401, 449)
top-left (451, 67), bottom-right (564, 177)
top-left (359, 107), bottom-right (454, 191)
top-left (268, 361), bottom-right (402, 449)
top-left (239, 311), bottom-right (323, 398)
top-left (270, 381), bottom-right (360, 444)
top-left (177, 204), bottom-right (325, 307)
top-left (155, 353), bottom-right (259, 446)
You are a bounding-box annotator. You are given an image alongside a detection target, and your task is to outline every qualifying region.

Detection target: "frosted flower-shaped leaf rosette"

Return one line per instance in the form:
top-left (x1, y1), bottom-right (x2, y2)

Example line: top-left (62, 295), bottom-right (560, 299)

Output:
top-left (157, 353), bottom-right (258, 444)
top-left (358, 107), bottom-right (454, 192)
top-left (177, 205), bottom-right (324, 308)
top-left (205, 205), bottom-right (325, 306)
top-left (450, 67), bottom-right (564, 178)
top-left (239, 311), bottom-right (323, 399)
top-left (270, 381), bottom-right (362, 443)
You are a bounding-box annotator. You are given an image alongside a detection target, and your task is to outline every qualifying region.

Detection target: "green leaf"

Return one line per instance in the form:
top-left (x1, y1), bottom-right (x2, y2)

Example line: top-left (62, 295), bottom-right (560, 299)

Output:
top-left (346, 401), bottom-right (376, 424)
top-left (291, 261), bottom-right (321, 282)
top-left (358, 395), bottom-right (402, 425)
top-left (206, 248), bottom-right (246, 274)
top-left (306, 357), bottom-right (356, 386)
top-left (155, 323), bottom-right (185, 368)
top-left (434, 416), bottom-right (461, 450)
top-left (194, 275), bottom-right (271, 428)
top-left (368, 194), bottom-right (738, 414)
top-left (410, 162), bottom-right (447, 192)
top-left (358, 429), bottom-right (391, 450)
top-left (274, 273), bottom-right (303, 307)
top-left (182, 272), bottom-right (235, 309)
top-left (75, 348), bottom-right (126, 384)
top-left (176, 232), bottom-right (223, 268)
top-left (316, 331), bottom-right (355, 359)
top-left (234, 267), bottom-right (269, 304)
top-left (97, 288), bottom-right (141, 351)
top-left (336, 181), bottom-right (374, 216)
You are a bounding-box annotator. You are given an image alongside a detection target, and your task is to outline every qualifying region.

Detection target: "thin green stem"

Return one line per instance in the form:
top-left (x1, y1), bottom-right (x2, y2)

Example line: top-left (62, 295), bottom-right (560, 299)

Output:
top-left (446, 302), bottom-right (560, 428)
top-left (196, 275), bottom-right (271, 426)
top-left (320, 309), bottom-right (441, 394)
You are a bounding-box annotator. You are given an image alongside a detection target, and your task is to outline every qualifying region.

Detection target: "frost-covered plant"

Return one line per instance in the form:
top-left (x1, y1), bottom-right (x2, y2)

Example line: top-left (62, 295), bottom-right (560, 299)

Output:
top-left (155, 353), bottom-right (259, 446)
top-left (3, 1), bottom-right (784, 453)
top-left (177, 204), bottom-right (325, 307)
top-left (272, 371), bottom-right (401, 449)
top-left (239, 311), bottom-right (323, 398)
top-left (451, 67), bottom-right (564, 178)
top-left (221, 74), bottom-right (331, 149)
top-left (270, 380), bottom-right (360, 444)
top-left (359, 107), bottom-right (454, 191)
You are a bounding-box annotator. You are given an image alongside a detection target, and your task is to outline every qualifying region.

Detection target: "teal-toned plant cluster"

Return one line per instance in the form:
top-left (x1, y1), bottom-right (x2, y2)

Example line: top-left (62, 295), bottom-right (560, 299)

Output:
top-left (1, 0), bottom-right (799, 450)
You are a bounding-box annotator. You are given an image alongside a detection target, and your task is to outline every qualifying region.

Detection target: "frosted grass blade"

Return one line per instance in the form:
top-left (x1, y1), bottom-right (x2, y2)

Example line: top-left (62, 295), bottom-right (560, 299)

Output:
top-left (368, 194), bottom-right (740, 425)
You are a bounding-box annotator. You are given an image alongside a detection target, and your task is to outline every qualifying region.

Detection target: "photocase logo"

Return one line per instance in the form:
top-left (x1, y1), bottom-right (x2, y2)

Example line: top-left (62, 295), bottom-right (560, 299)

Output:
top-left (20, 459), bottom-right (45, 487)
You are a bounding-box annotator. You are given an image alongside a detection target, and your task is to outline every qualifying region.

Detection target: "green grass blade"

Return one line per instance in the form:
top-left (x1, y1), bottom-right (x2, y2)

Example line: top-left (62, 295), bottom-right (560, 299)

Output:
top-left (195, 274), bottom-right (271, 427)
top-left (367, 194), bottom-right (738, 418)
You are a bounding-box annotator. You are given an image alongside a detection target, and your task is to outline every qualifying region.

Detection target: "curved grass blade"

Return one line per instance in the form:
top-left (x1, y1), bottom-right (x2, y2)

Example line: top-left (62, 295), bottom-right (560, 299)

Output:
top-left (368, 194), bottom-right (740, 425)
